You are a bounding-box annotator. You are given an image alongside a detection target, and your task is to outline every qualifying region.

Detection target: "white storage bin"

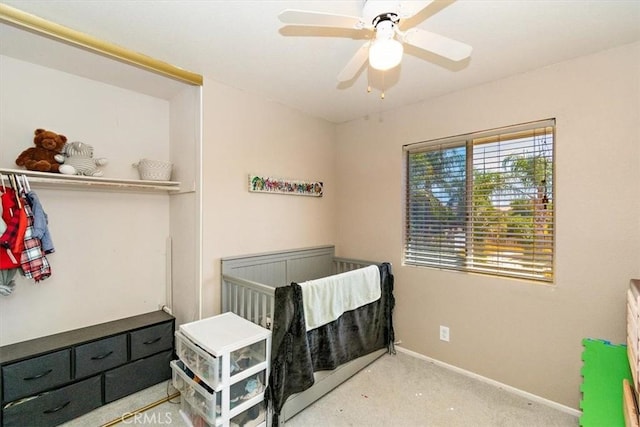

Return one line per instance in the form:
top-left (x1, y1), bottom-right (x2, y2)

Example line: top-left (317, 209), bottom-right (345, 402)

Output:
top-left (171, 359), bottom-right (221, 423)
top-left (229, 340), bottom-right (267, 378)
top-left (176, 331), bottom-right (222, 388)
top-left (180, 395), bottom-right (266, 427)
top-left (230, 401), bottom-right (266, 427)
top-left (179, 313), bottom-right (270, 383)
top-left (132, 158), bottom-right (173, 181)
top-left (229, 371), bottom-right (265, 411)
top-left (180, 397), bottom-right (214, 427)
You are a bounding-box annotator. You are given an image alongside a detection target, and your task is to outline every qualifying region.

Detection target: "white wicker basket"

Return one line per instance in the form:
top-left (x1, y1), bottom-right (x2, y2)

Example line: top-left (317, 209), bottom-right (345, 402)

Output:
top-left (133, 159), bottom-right (173, 181)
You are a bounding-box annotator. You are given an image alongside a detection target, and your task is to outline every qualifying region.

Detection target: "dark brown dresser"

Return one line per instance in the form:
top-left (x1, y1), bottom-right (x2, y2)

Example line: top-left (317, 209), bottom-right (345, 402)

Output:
top-left (0, 310), bottom-right (174, 427)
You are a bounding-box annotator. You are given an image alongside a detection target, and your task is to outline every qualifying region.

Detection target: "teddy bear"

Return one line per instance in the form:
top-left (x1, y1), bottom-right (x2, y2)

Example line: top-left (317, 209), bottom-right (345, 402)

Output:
top-left (56, 141), bottom-right (108, 177)
top-left (15, 128), bottom-right (67, 173)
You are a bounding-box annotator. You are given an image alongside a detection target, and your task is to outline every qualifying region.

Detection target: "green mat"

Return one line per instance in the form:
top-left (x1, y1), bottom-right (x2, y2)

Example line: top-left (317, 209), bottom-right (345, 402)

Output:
top-left (580, 338), bottom-right (633, 426)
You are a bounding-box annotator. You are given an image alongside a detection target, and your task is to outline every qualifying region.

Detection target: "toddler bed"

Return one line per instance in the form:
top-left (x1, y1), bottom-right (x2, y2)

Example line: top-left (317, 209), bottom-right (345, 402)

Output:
top-left (221, 245), bottom-right (395, 425)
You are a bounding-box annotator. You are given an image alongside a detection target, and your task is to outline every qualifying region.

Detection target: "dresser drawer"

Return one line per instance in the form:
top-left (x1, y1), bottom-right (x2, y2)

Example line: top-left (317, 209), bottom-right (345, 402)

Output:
top-left (130, 321), bottom-right (173, 360)
top-left (75, 334), bottom-right (127, 379)
top-left (104, 349), bottom-right (172, 403)
top-left (2, 349), bottom-right (71, 402)
top-left (2, 375), bottom-right (101, 427)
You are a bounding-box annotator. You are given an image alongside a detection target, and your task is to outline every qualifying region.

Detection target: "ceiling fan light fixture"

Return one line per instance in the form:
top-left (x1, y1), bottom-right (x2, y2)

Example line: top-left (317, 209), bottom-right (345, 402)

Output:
top-left (279, 2), bottom-right (473, 83)
top-left (369, 37), bottom-right (403, 71)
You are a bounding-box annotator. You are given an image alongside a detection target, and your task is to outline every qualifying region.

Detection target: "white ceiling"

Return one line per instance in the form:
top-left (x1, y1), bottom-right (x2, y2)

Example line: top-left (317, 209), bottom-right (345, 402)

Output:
top-left (2, 0), bottom-right (639, 124)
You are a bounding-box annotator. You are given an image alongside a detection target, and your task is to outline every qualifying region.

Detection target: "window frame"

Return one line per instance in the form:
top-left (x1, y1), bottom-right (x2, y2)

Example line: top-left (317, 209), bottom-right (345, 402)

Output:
top-left (403, 119), bottom-right (556, 284)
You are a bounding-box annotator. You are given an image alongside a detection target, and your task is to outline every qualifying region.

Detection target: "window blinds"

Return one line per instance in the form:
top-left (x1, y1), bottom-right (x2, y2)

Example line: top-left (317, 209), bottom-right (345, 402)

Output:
top-left (404, 119), bottom-right (555, 283)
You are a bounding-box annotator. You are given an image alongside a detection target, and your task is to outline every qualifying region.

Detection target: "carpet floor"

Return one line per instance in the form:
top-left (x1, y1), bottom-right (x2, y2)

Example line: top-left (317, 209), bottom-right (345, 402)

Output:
top-left (61, 350), bottom-right (579, 426)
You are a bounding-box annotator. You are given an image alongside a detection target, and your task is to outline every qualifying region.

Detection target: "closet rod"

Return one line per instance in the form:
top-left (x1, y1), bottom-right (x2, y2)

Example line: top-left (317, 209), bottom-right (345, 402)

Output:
top-left (0, 3), bottom-right (203, 86)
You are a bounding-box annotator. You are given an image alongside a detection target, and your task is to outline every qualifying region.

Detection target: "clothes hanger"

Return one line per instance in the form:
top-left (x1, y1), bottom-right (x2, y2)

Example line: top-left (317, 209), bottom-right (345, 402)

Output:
top-left (15, 175), bottom-right (23, 195)
top-left (22, 175), bottom-right (31, 193)
top-left (7, 174), bottom-right (22, 209)
top-left (16, 175), bottom-right (30, 193)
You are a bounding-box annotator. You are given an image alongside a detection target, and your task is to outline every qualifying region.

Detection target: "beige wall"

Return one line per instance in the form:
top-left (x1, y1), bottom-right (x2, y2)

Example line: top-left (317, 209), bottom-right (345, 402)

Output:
top-left (334, 42), bottom-right (640, 409)
top-left (0, 56), bottom-right (172, 345)
top-left (199, 79), bottom-right (338, 320)
top-left (3, 21), bottom-right (637, 412)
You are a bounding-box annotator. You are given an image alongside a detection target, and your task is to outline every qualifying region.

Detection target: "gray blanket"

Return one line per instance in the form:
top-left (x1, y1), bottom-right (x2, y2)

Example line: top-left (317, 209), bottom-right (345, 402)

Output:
top-left (266, 263), bottom-right (395, 424)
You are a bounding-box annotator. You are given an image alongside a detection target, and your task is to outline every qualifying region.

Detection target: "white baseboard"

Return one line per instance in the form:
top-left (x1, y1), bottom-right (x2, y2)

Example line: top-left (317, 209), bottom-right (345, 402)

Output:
top-left (395, 346), bottom-right (582, 418)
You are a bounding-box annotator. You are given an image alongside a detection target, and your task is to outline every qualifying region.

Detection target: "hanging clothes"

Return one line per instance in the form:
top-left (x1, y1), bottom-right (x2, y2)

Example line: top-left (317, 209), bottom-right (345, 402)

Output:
top-left (20, 196), bottom-right (51, 283)
top-left (25, 191), bottom-right (55, 254)
top-left (0, 186), bottom-right (22, 295)
top-left (0, 196), bottom-right (6, 235)
top-left (0, 269), bottom-right (17, 296)
top-left (0, 173), bottom-right (54, 291)
top-left (0, 188), bottom-right (22, 269)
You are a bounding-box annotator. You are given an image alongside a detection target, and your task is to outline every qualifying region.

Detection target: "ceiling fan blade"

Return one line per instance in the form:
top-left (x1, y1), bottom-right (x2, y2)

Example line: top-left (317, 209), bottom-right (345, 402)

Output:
top-left (398, 1), bottom-right (434, 19)
top-left (403, 28), bottom-right (472, 61)
top-left (279, 9), bottom-right (364, 30)
top-left (337, 42), bottom-right (371, 82)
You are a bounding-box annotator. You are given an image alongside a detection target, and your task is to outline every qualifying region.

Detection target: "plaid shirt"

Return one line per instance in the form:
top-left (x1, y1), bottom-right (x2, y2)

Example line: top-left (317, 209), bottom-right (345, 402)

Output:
top-left (20, 203), bottom-right (50, 282)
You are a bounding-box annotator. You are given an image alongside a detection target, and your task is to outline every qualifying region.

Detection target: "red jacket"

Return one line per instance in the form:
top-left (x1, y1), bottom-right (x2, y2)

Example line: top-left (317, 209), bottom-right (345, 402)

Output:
top-left (1, 189), bottom-right (22, 270)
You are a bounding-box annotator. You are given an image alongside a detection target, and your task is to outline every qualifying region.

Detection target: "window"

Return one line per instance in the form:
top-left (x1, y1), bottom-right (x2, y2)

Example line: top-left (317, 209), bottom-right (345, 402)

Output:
top-left (404, 119), bottom-right (555, 283)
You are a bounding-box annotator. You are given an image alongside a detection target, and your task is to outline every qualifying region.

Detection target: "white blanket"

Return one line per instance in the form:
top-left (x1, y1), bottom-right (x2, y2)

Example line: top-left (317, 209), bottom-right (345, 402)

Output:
top-left (299, 265), bottom-right (381, 331)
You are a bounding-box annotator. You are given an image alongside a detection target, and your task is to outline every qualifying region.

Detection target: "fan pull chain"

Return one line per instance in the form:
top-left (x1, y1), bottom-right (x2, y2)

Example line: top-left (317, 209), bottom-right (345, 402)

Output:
top-left (365, 70), bottom-right (387, 99)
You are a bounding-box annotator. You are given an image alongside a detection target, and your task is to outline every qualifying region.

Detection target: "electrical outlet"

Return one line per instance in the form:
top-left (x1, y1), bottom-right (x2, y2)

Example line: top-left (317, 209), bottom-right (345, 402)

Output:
top-left (439, 325), bottom-right (450, 342)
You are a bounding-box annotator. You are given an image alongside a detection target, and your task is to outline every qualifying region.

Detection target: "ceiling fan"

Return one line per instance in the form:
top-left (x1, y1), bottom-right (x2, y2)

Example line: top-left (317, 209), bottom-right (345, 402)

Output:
top-left (279, 0), bottom-right (472, 82)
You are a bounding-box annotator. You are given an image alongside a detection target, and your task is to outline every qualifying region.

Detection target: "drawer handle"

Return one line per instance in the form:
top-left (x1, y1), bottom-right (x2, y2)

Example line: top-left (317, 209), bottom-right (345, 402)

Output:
top-left (24, 369), bottom-right (53, 381)
top-left (43, 401), bottom-right (70, 414)
top-left (143, 337), bottom-right (162, 345)
top-left (91, 350), bottom-right (114, 360)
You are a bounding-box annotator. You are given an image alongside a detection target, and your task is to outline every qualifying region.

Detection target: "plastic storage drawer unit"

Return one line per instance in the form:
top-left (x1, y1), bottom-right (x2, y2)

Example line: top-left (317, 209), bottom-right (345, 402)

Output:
top-left (180, 398), bottom-right (266, 427)
top-left (175, 312), bottom-right (271, 427)
top-left (176, 331), bottom-right (221, 388)
top-left (172, 359), bottom-right (222, 422)
top-left (175, 331), bottom-right (267, 389)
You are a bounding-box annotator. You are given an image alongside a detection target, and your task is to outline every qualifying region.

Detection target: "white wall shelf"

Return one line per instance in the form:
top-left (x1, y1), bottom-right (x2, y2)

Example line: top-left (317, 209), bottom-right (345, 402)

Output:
top-left (0, 168), bottom-right (181, 193)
